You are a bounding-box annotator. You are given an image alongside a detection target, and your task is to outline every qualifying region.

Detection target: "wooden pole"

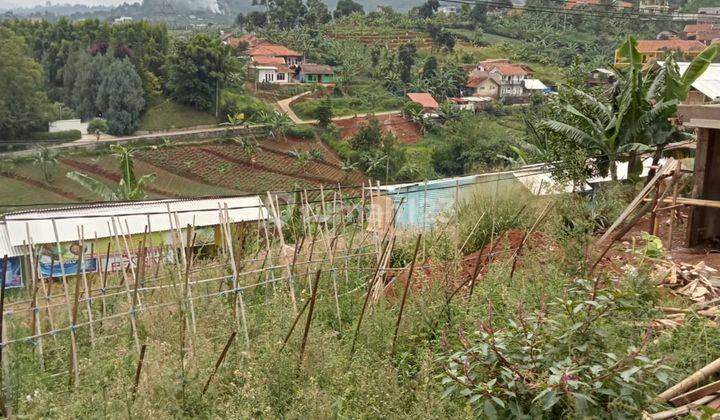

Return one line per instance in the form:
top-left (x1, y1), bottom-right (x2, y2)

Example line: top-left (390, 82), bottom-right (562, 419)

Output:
top-left (68, 248), bottom-right (82, 388)
top-left (657, 356), bottom-right (720, 402)
top-left (201, 331), bottom-right (237, 395)
top-left (131, 343), bottom-right (147, 403)
top-left (299, 270), bottom-right (322, 361)
top-left (391, 234), bottom-right (421, 356)
top-left (110, 218), bottom-right (141, 353)
top-left (222, 205), bottom-right (249, 347)
top-left (24, 232), bottom-right (44, 368)
top-left (78, 227), bottom-right (95, 348)
top-left (667, 170), bottom-right (680, 252)
top-left (0, 255), bottom-right (8, 416)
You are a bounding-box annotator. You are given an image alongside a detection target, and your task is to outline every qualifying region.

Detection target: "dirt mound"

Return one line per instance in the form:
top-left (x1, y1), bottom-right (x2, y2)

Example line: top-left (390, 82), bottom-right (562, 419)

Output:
top-left (335, 114), bottom-right (422, 145)
top-left (461, 229), bottom-right (560, 281)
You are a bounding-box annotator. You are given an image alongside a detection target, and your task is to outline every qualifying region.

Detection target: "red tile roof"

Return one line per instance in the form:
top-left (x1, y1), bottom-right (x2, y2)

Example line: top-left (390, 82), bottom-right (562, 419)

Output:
top-left (697, 31), bottom-right (720, 42)
top-left (248, 44), bottom-right (302, 57)
top-left (485, 62), bottom-right (531, 76)
top-left (406, 93), bottom-right (439, 109)
top-left (636, 39), bottom-right (708, 53)
top-left (684, 23), bottom-right (716, 35)
top-left (466, 75), bottom-right (499, 88)
top-left (252, 56), bottom-right (287, 66)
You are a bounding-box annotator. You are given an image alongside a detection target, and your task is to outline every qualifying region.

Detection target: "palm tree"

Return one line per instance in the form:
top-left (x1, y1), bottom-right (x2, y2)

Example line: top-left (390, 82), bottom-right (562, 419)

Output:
top-left (254, 110), bottom-right (292, 139)
top-left (32, 146), bottom-right (58, 183)
top-left (67, 144), bottom-right (156, 201)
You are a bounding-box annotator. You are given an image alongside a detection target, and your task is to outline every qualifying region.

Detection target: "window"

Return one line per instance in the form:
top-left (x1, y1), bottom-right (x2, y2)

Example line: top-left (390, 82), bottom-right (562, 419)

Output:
top-left (263, 72), bottom-right (275, 82)
top-left (276, 73), bottom-right (285, 81)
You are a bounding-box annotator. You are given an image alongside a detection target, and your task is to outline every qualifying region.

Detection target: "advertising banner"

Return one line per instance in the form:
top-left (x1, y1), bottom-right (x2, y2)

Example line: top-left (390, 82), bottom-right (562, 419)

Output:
top-left (1, 257), bottom-right (23, 288)
top-left (37, 242), bottom-right (97, 278)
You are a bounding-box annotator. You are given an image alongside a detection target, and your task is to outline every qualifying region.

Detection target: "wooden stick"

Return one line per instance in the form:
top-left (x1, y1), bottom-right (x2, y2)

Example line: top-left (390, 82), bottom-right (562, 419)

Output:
top-left (25, 232), bottom-right (44, 369)
top-left (647, 394), bottom-right (717, 420)
top-left (202, 331), bottom-right (237, 395)
top-left (222, 205), bottom-right (249, 347)
top-left (0, 255), bottom-right (8, 416)
top-left (280, 297), bottom-right (312, 352)
top-left (266, 192), bottom-right (298, 314)
top-left (110, 218), bottom-right (141, 353)
top-left (510, 201), bottom-right (553, 279)
top-left (78, 227), bottom-right (95, 347)
top-left (299, 269), bottom-right (322, 361)
top-left (350, 199), bottom-right (405, 356)
top-left (51, 219), bottom-right (74, 321)
top-left (669, 379), bottom-right (720, 407)
top-left (391, 234), bottom-right (421, 356)
top-left (68, 248), bottom-right (82, 388)
top-left (132, 343), bottom-right (147, 403)
top-left (667, 170), bottom-right (680, 252)
top-left (657, 356), bottom-right (720, 402)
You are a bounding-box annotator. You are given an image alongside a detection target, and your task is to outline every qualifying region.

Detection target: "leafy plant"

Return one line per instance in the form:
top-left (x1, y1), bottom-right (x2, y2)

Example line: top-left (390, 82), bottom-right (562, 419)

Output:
top-left (87, 118), bottom-right (108, 141)
top-left (32, 145), bottom-right (58, 183)
top-left (438, 279), bottom-right (669, 418)
top-left (67, 144), bottom-right (156, 201)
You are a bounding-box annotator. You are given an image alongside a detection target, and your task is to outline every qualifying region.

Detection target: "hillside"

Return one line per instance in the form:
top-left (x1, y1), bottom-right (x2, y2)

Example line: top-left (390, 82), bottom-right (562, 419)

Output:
top-left (0, 137), bottom-right (366, 210)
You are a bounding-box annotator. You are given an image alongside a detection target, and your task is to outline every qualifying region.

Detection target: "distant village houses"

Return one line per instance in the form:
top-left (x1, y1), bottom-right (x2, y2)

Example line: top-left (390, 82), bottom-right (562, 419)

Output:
top-left (221, 34), bottom-right (335, 84)
top-left (462, 59), bottom-right (545, 103)
top-left (614, 39), bottom-right (708, 65)
top-left (682, 23), bottom-right (720, 46)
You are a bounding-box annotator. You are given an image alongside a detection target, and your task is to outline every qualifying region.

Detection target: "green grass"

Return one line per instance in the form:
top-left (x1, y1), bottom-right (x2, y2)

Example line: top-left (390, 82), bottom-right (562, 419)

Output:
top-left (291, 84), bottom-right (405, 120)
top-left (139, 96), bottom-right (217, 132)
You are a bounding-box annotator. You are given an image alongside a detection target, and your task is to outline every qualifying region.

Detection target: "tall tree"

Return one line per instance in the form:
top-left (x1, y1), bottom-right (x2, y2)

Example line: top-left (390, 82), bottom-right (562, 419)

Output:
top-left (73, 52), bottom-right (112, 119)
top-left (333, 0), bottom-right (364, 19)
top-left (95, 58), bottom-right (145, 136)
top-left (0, 29), bottom-right (51, 139)
top-left (421, 56), bottom-right (438, 80)
top-left (418, 0), bottom-right (440, 18)
top-left (267, 0), bottom-right (308, 29)
top-left (397, 43), bottom-right (417, 85)
top-left (306, 0), bottom-right (332, 25)
top-left (166, 34), bottom-right (234, 112)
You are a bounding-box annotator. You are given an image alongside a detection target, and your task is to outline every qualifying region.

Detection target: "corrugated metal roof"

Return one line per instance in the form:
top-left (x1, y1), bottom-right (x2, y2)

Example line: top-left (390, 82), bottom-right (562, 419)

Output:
top-left (3, 195), bottom-right (268, 247)
top-left (0, 222), bottom-right (25, 257)
top-left (662, 62), bottom-right (720, 102)
top-left (523, 79), bottom-right (548, 90)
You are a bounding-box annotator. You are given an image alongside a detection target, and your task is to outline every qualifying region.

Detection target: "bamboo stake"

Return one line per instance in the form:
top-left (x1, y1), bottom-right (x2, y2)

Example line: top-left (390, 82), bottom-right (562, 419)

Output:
top-left (68, 248), bottom-right (82, 388)
top-left (392, 234), bottom-right (421, 356)
top-left (177, 217), bottom-right (197, 337)
top-left (0, 255), bottom-right (8, 416)
top-left (267, 192), bottom-right (298, 314)
top-left (222, 205), bottom-right (249, 347)
top-left (657, 356), bottom-right (720, 402)
top-left (51, 219), bottom-right (74, 321)
top-left (27, 225), bottom-right (56, 345)
top-left (110, 218), bottom-right (141, 353)
top-left (202, 331), bottom-right (237, 395)
top-left (24, 231), bottom-right (44, 368)
top-left (97, 235), bottom-right (109, 326)
top-left (132, 343), bottom-right (147, 403)
top-left (78, 227), bottom-right (95, 347)
top-left (299, 269), bottom-right (322, 361)
top-left (280, 297), bottom-right (312, 352)
top-left (667, 170), bottom-right (680, 252)
top-left (647, 394), bottom-right (717, 420)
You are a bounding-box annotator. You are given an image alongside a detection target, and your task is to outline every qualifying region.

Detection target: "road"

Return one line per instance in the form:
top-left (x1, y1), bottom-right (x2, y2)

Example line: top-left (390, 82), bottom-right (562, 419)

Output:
top-left (1, 92), bottom-right (402, 157)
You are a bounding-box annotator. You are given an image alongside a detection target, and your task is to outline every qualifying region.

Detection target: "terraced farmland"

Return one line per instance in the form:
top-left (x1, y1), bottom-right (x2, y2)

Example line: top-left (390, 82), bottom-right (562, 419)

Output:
top-left (326, 28), bottom-right (433, 50)
top-left (0, 138), bottom-right (366, 209)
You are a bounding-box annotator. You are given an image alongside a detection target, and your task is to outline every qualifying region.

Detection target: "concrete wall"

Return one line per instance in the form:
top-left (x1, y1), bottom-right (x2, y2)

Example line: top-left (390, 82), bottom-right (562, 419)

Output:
top-left (49, 119), bottom-right (88, 134)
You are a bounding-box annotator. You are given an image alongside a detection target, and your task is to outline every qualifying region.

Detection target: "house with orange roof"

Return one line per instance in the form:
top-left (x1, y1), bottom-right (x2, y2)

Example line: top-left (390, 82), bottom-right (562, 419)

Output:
top-left (246, 41), bottom-right (334, 84)
top-left (465, 74), bottom-right (500, 99)
top-left (615, 39), bottom-right (708, 65)
top-left (477, 60), bottom-right (533, 99)
top-left (406, 93), bottom-right (439, 113)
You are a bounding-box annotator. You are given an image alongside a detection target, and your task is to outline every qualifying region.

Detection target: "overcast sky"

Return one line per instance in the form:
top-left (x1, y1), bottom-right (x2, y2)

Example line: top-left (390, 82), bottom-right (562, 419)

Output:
top-left (0, 0), bottom-right (127, 8)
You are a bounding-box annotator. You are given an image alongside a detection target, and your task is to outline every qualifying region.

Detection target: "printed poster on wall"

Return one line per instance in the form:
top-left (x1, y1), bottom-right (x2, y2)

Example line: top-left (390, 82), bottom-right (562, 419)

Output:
top-left (1, 257), bottom-right (23, 288)
top-left (37, 242), bottom-right (98, 278)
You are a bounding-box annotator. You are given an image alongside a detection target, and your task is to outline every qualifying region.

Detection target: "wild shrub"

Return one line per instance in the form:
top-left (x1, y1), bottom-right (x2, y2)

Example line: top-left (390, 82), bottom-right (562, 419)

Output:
top-left (438, 278), bottom-right (670, 418)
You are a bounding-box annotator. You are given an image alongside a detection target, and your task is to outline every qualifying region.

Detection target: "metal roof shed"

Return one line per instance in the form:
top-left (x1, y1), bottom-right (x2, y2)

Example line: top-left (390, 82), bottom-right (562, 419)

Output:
top-left (3, 196), bottom-right (268, 247)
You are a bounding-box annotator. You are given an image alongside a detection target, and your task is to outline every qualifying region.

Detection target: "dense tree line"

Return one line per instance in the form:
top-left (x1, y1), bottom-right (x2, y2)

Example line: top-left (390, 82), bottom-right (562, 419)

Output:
top-left (0, 18), bottom-right (238, 138)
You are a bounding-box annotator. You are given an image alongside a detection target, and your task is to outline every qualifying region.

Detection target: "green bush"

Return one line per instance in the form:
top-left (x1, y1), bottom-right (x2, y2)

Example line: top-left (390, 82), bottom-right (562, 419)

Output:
top-left (220, 90), bottom-right (273, 121)
top-left (28, 130), bottom-right (82, 141)
top-left (285, 124), bottom-right (315, 139)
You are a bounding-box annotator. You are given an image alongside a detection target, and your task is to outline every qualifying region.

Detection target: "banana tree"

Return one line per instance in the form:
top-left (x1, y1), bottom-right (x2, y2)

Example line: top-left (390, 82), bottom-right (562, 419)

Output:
top-left (615, 37), bottom-right (718, 176)
top-left (67, 144), bottom-right (156, 201)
